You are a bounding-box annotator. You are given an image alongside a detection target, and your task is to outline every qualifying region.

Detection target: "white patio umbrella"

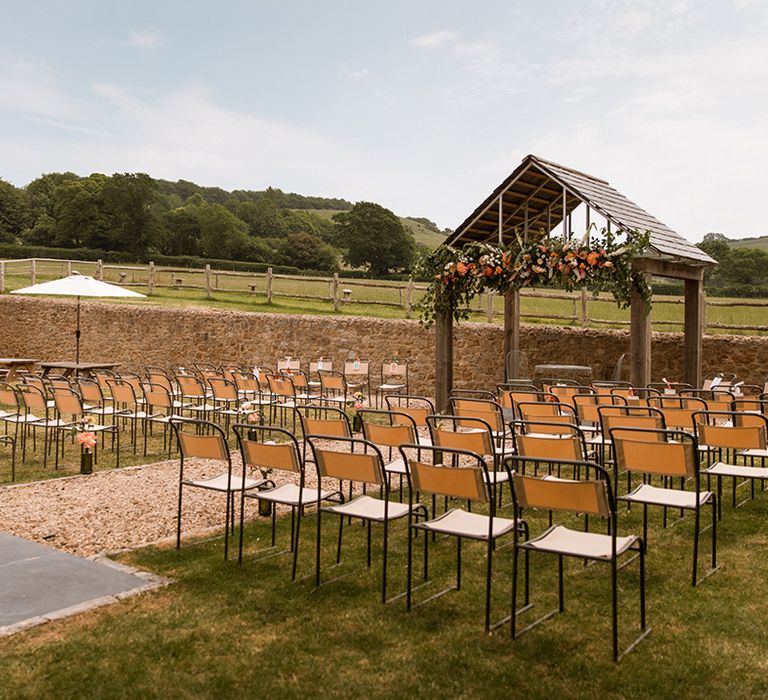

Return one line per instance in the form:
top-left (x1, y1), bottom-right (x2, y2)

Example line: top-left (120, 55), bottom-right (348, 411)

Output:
top-left (11, 272), bottom-right (146, 364)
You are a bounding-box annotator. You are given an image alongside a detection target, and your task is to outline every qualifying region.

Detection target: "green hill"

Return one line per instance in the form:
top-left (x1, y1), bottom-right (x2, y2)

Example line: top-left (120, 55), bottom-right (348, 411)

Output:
top-left (727, 235), bottom-right (768, 252)
top-left (308, 209), bottom-right (447, 250)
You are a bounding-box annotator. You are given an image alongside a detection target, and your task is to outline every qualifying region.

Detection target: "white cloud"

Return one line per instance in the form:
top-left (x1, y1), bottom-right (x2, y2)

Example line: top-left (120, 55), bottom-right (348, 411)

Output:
top-left (0, 57), bottom-right (76, 119)
top-left (410, 30), bottom-right (458, 49)
top-left (125, 30), bottom-right (162, 48)
top-left (340, 65), bottom-right (369, 81)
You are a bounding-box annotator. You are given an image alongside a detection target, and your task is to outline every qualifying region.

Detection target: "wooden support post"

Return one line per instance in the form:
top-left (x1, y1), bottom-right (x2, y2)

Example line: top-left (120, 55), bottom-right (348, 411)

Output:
top-left (684, 275), bottom-right (704, 388)
top-left (205, 264), bottom-right (212, 299)
top-left (332, 273), bottom-right (340, 312)
top-left (486, 290), bottom-right (494, 323)
top-left (0, 260), bottom-right (4, 292)
top-left (96, 259), bottom-right (103, 281)
top-left (67, 260), bottom-right (72, 276)
top-left (580, 288), bottom-right (588, 326)
top-left (266, 267), bottom-right (274, 304)
top-left (503, 288), bottom-right (521, 381)
top-left (148, 261), bottom-right (155, 294)
top-left (405, 278), bottom-right (414, 319)
top-left (629, 271), bottom-right (651, 387)
top-left (434, 307), bottom-right (453, 412)
top-left (31, 259), bottom-right (36, 285)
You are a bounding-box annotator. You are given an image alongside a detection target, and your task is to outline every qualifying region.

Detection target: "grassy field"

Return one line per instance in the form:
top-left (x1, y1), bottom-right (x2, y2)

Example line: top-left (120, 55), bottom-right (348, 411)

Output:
top-left (2, 462), bottom-right (768, 697)
top-left (3, 258), bottom-right (768, 334)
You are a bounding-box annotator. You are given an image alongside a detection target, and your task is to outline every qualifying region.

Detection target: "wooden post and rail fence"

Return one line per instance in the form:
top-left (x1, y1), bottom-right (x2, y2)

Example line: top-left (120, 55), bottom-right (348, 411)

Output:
top-left (1, 257), bottom-right (766, 333)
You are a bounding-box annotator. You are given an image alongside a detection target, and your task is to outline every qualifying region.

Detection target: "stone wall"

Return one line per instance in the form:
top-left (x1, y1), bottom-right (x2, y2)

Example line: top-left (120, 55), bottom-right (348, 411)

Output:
top-left (0, 296), bottom-right (765, 392)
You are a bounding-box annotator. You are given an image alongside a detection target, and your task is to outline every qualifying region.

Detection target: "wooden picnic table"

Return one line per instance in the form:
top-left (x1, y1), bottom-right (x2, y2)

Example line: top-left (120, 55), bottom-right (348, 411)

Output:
top-left (39, 361), bottom-right (120, 378)
top-left (0, 358), bottom-right (40, 382)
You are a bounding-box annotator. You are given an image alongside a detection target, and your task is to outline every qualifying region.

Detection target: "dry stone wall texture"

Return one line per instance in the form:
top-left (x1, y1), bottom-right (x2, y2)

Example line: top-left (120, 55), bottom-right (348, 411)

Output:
top-left (0, 296), bottom-right (765, 392)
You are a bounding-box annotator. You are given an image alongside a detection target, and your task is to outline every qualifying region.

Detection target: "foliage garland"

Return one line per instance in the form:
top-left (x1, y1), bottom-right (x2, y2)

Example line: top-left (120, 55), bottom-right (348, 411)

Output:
top-left (415, 227), bottom-right (652, 325)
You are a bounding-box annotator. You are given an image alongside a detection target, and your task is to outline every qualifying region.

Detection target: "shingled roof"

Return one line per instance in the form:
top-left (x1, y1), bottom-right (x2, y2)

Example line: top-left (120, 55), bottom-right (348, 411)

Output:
top-left (448, 154), bottom-right (715, 266)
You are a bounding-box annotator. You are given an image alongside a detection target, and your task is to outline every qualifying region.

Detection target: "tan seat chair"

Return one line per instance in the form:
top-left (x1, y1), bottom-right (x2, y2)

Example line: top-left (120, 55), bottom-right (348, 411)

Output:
top-left (400, 443), bottom-right (525, 632)
top-left (611, 427), bottom-right (716, 586)
top-left (171, 418), bottom-right (267, 561)
top-left (694, 410), bottom-right (768, 518)
top-left (507, 456), bottom-right (648, 662)
top-left (234, 424), bottom-right (342, 577)
top-left (308, 435), bottom-right (417, 603)
top-left (375, 358), bottom-right (409, 407)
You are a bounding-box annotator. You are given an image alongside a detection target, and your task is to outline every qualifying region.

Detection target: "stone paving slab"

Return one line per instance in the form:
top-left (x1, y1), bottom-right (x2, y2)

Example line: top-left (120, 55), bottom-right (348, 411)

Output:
top-left (0, 533), bottom-right (167, 636)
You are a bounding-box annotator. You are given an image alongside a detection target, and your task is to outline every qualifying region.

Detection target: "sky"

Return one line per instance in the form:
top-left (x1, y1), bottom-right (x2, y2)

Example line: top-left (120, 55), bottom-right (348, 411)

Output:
top-left (1, 0), bottom-right (767, 242)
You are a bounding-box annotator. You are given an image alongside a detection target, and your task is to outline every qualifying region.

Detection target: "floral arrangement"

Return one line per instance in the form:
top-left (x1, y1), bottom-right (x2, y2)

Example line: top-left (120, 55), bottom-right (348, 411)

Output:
top-left (415, 227), bottom-right (651, 325)
top-left (346, 391), bottom-right (365, 432)
top-left (70, 415), bottom-right (97, 452)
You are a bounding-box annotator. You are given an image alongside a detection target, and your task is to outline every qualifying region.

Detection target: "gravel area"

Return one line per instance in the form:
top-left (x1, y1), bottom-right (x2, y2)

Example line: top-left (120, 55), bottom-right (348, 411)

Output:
top-left (0, 452), bottom-right (328, 557)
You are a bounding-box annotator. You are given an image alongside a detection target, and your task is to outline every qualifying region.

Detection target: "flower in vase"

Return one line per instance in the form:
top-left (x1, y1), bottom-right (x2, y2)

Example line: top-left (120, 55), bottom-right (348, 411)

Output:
top-left (77, 431), bottom-right (97, 450)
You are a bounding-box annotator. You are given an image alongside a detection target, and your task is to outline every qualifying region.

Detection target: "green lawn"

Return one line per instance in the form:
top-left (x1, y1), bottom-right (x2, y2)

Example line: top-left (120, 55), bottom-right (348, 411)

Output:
top-left (4, 258), bottom-right (768, 333)
top-left (2, 473), bottom-right (768, 697)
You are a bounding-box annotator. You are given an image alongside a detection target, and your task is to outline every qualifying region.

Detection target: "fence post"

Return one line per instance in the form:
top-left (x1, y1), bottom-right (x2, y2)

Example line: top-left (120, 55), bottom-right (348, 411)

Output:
top-left (148, 261), bottom-right (154, 294)
top-left (0, 260), bottom-right (4, 292)
top-left (580, 288), bottom-right (588, 326)
top-left (332, 273), bottom-right (340, 312)
top-left (31, 259), bottom-right (37, 285)
top-left (67, 260), bottom-right (72, 276)
top-left (405, 278), bottom-right (414, 319)
top-left (571, 296), bottom-right (577, 321)
top-left (266, 267), bottom-right (273, 304)
top-left (205, 264), bottom-right (212, 299)
top-left (96, 259), bottom-right (103, 281)
top-left (486, 290), bottom-right (494, 323)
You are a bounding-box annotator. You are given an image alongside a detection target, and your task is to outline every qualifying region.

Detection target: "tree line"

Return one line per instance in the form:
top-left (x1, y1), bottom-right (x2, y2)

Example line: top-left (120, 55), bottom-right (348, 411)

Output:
top-left (696, 232), bottom-right (768, 297)
top-left (0, 172), bottom-right (423, 275)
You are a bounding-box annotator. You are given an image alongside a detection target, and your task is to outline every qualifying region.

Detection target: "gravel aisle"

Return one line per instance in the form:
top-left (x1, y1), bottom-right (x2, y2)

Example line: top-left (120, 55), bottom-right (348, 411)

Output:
top-left (0, 456), bottom-right (324, 557)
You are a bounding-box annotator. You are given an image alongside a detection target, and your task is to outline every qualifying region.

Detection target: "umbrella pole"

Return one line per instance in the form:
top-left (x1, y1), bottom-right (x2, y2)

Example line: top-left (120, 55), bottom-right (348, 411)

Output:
top-left (76, 296), bottom-right (81, 365)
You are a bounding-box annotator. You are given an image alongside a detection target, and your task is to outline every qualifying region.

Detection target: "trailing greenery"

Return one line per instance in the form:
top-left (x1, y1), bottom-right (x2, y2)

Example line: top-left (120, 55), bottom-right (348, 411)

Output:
top-left (415, 228), bottom-right (651, 325)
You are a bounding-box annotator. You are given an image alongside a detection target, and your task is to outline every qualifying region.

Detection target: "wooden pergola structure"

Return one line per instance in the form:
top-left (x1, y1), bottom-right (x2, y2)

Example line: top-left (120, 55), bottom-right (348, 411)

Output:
top-left (434, 154), bottom-right (716, 409)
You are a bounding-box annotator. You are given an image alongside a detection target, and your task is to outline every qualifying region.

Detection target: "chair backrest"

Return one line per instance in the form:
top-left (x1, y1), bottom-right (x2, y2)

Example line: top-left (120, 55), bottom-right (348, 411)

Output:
top-left (172, 420), bottom-right (229, 462)
top-left (611, 428), bottom-right (697, 479)
top-left (517, 400), bottom-right (575, 420)
top-left (309, 436), bottom-right (384, 485)
top-left (76, 378), bottom-right (104, 405)
top-left (107, 379), bottom-right (137, 407)
top-left (360, 409), bottom-right (418, 448)
top-left (680, 389), bottom-right (735, 414)
top-left (573, 393), bottom-right (623, 425)
top-left (234, 424), bottom-right (302, 474)
top-left (268, 375), bottom-right (295, 398)
top-left (693, 411), bottom-right (768, 450)
top-left (343, 358), bottom-right (370, 377)
top-left (426, 415), bottom-right (494, 456)
top-left (309, 357), bottom-right (333, 375)
top-left (381, 358), bottom-right (407, 379)
top-left (547, 384), bottom-right (590, 407)
top-left (384, 395), bottom-right (434, 428)
top-left (144, 383), bottom-right (173, 412)
top-left (176, 373), bottom-right (206, 397)
top-left (147, 371), bottom-right (174, 394)
top-left (496, 385), bottom-right (541, 410)
top-left (647, 396), bottom-right (707, 430)
top-left (0, 383), bottom-right (20, 412)
top-left (509, 459), bottom-right (613, 518)
top-left (505, 350), bottom-right (530, 382)
top-left (298, 406), bottom-right (352, 439)
top-left (208, 377), bottom-right (239, 402)
top-left (276, 357), bottom-right (301, 372)
top-left (52, 386), bottom-right (84, 417)
top-left (318, 370), bottom-right (347, 393)
top-left (400, 444), bottom-right (491, 503)
top-left (449, 397), bottom-right (504, 433)
top-left (598, 405), bottom-right (665, 435)
top-left (514, 428), bottom-right (586, 461)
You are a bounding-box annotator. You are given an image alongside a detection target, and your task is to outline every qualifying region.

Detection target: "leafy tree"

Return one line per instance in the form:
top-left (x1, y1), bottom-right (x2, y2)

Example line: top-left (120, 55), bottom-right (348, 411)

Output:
top-left (333, 202), bottom-right (415, 275)
top-left (0, 178), bottom-right (23, 240)
top-left (101, 173), bottom-right (159, 254)
top-left (278, 231), bottom-right (337, 271)
top-left (160, 208), bottom-right (201, 256)
top-left (53, 174), bottom-right (110, 248)
top-left (194, 201), bottom-right (250, 259)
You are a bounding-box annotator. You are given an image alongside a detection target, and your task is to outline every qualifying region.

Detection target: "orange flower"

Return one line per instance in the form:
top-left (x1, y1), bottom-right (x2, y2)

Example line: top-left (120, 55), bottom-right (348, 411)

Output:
top-left (587, 252), bottom-right (599, 266)
top-left (484, 267), bottom-right (493, 277)
top-left (457, 261), bottom-right (467, 275)
top-left (77, 431), bottom-right (97, 450)
top-left (495, 266), bottom-right (502, 275)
